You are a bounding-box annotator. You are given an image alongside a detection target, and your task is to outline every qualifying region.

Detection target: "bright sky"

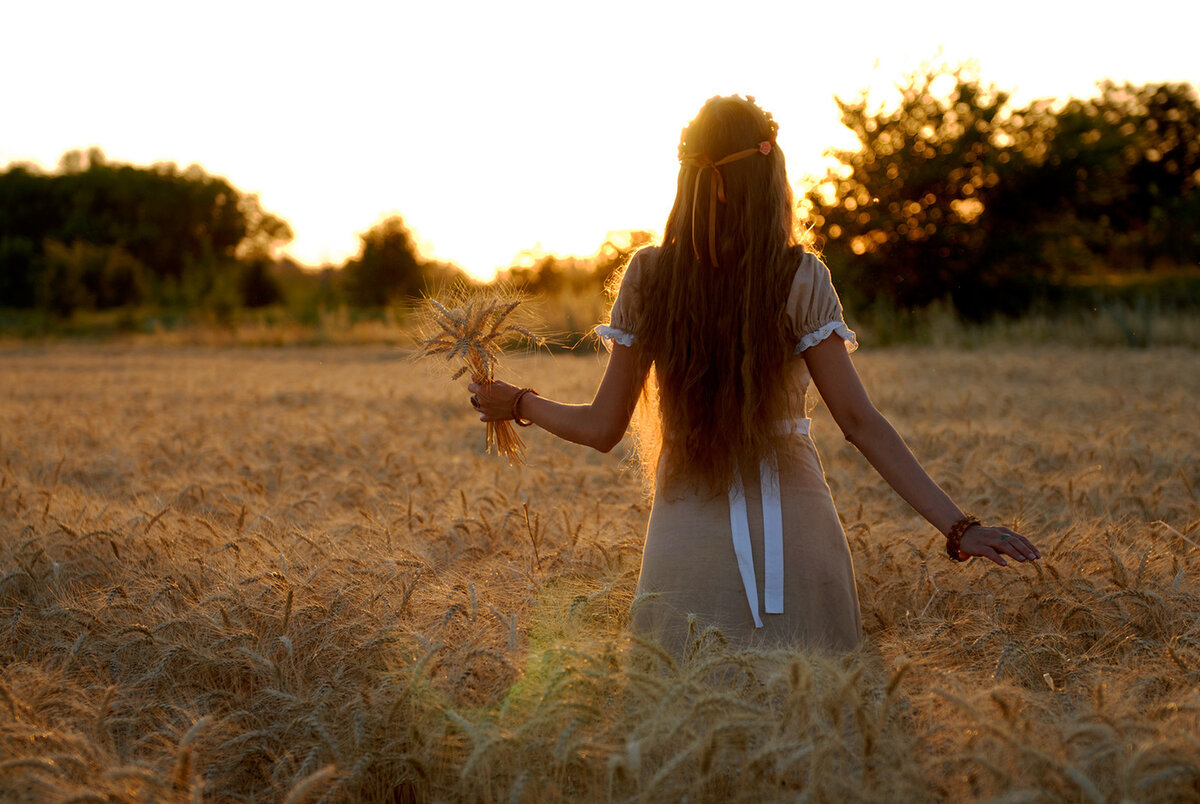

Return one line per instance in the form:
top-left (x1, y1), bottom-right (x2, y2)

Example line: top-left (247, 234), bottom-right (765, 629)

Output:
top-left (3, 1), bottom-right (1197, 280)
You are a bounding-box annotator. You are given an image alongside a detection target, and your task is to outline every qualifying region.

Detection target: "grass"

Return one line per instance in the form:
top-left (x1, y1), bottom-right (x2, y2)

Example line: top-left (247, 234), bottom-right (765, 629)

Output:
top-left (0, 344), bottom-right (1198, 801)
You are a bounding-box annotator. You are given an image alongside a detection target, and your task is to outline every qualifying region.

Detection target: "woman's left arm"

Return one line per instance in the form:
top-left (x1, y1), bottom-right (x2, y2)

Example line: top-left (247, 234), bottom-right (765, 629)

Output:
top-left (803, 336), bottom-right (1041, 566)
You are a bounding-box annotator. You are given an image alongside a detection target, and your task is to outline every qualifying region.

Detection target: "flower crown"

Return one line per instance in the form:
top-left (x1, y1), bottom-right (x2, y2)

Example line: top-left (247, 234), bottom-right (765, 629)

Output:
top-left (677, 94), bottom-right (779, 161)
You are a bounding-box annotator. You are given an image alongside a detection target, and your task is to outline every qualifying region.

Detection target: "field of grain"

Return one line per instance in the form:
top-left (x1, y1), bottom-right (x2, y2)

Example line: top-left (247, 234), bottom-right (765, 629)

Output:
top-left (1, 343), bottom-right (1198, 802)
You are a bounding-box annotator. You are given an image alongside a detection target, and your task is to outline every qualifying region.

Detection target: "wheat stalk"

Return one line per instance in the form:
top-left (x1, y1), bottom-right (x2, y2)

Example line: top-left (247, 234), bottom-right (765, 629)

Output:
top-left (3, 346), bottom-right (1199, 802)
top-left (417, 292), bottom-right (544, 464)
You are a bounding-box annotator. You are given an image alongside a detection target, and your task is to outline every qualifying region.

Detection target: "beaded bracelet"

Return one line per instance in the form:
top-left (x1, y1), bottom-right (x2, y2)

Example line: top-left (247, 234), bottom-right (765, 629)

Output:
top-left (512, 387), bottom-right (538, 427)
top-left (946, 515), bottom-right (981, 562)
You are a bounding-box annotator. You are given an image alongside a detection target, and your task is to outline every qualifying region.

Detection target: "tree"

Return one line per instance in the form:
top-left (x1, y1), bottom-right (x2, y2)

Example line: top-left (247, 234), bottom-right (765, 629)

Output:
top-left (1032, 82), bottom-right (1200, 270)
top-left (239, 256), bottom-right (283, 308)
top-left (808, 66), bottom-right (1045, 316)
top-left (236, 193), bottom-right (294, 261)
top-left (341, 216), bottom-right (467, 307)
top-left (0, 150), bottom-right (293, 311)
top-left (809, 68), bottom-right (1200, 317)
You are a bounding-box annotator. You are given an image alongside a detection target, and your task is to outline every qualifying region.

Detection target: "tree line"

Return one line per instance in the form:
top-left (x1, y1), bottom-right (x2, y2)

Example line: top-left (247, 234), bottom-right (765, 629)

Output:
top-left (0, 148), bottom-right (296, 316)
top-left (0, 142), bottom-right (643, 320)
top-left (0, 147), bottom-right (481, 322)
top-left (488, 70), bottom-right (1199, 319)
top-left (2, 67), bottom-right (1197, 323)
top-left (806, 68), bottom-right (1200, 316)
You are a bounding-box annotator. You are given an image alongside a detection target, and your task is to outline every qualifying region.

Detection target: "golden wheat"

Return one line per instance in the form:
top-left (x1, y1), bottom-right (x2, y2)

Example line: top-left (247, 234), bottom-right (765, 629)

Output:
top-left (417, 293), bottom-right (545, 465)
top-left (0, 344), bottom-right (1197, 801)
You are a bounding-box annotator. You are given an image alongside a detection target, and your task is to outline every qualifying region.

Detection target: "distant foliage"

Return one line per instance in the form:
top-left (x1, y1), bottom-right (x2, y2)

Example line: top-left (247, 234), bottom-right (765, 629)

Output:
top-left (496, 230), bottom-right (654, 295)
top-left (809, 67), bottom-right (1200, 317)
top-left (7, 67), bottom-right (1197, 329)
top-left (1031, 81), bottom-right (1200, 270)
top-left (0, 148), bottom-right (292, 314)
top-left (488, 231), bottom-right (654, 345)
top-left (341, 215), bottom-right (466, 307)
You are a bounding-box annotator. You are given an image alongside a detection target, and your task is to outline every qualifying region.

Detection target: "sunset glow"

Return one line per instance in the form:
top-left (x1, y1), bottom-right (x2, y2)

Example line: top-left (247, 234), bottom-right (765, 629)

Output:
top-left (4, 0), bottom-right (1197, 280)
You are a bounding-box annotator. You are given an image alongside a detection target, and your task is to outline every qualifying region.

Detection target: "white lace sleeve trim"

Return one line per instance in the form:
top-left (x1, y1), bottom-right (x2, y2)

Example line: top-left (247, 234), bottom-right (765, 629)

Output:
top-left (795, 320), bottom-right (858, 354)
top-left (595, 324), bottom-right (636, 347)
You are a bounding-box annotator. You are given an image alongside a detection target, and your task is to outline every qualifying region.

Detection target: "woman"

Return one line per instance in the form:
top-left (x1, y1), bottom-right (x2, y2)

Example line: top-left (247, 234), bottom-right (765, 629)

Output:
top-left (470, 95), bottom-right (1041, 656)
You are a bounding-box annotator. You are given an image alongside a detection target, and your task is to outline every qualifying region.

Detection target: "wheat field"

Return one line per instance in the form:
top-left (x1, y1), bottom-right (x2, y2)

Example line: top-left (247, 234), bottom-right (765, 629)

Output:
top-left (1, 343), bottom-right (1198, 802)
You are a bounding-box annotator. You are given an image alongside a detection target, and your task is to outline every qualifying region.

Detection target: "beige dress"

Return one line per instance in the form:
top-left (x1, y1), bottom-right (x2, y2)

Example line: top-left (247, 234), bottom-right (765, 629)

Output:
top-left (597, 248), bottom-right (863, 657)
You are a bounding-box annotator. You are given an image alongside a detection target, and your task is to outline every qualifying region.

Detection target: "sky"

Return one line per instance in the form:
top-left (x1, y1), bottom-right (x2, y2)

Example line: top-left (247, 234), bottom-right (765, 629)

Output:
top-left (3, 0), bottom-right (1198, 280)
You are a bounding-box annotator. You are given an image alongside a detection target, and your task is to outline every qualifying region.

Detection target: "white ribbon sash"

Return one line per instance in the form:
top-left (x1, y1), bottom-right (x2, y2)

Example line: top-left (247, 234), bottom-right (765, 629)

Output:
top-left (727, 418), bottom-right (810, 628)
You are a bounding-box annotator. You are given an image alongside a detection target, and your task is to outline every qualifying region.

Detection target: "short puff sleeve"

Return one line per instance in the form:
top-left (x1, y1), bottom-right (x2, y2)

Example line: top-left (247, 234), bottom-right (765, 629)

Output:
top-left (787, 253), bottom-right (858, 354)
top-left (595, 247), bottom-right (652, 348)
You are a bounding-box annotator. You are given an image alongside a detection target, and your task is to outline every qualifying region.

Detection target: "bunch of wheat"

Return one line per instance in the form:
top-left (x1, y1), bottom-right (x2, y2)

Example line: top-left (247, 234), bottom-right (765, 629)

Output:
top-left (418, 293), bottom-right (543, 464)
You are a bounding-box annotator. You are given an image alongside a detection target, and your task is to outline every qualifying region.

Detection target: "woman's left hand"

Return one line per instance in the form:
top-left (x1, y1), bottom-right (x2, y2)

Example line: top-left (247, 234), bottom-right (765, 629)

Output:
top-left (958, 525), bottom-right (1042, 566)
top-left (468, 380), bottom-right (520, 422)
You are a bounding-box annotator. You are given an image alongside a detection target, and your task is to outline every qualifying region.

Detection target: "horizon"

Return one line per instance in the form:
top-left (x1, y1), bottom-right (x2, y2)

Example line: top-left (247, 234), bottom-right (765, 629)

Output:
top-left (3, 0), bottom-right (1198, 281)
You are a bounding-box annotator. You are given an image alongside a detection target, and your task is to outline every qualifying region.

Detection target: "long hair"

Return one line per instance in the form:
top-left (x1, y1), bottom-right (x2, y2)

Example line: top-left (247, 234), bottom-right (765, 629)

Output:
top-left (635, 95), bottom-right (804, 494)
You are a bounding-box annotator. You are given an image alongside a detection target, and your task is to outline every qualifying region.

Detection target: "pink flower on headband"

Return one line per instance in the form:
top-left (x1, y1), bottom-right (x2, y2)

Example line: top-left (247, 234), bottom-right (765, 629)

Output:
top-left (759, 141), bottom-right (772, 156)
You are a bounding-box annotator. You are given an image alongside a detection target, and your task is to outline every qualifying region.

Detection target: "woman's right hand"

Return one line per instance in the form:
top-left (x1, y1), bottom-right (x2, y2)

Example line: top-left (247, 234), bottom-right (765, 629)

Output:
top-left (958, 524), bottom-right (1042, 566)
top-left (468, 380), bottom-right (520, 422)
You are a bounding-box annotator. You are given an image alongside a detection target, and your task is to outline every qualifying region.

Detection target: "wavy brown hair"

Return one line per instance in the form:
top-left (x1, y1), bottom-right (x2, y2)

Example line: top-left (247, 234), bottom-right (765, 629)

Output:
top-left (634, 95), bottom-right (805, 494)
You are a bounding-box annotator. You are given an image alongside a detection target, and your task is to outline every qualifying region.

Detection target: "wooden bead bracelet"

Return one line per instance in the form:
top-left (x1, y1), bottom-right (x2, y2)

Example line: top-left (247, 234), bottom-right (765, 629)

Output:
top-left (946, 515), bottom-right (981, 562)
top-left (512, 387), bottom-right (538, 427)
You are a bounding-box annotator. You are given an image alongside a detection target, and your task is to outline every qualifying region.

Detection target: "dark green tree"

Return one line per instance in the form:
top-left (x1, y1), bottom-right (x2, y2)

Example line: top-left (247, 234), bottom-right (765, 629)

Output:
top-left (1031, 82), bottom-right (1200, 270)
top-left (810, 68), bottom-right (1200, 317)
top-left (342, 216), bottom-right (459, 306)
top-left (0, 149), bottom-right (293, 312)
top-left (808, 66), bottom-right (1046, 316)
top-left (239, 256), bottom-right (284, 308)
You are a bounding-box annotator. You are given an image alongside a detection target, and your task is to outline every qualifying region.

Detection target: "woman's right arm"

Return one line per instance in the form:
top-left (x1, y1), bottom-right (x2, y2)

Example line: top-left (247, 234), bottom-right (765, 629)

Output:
top-left (469, 342), bottom-right (647, 453)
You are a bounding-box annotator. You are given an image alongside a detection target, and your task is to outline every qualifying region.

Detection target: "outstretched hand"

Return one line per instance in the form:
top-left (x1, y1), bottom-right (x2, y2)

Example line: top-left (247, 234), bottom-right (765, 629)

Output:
top-left (467, 380), bottom-right (520, 422)
top-left (958, 524), bottom-right (1042, 566)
